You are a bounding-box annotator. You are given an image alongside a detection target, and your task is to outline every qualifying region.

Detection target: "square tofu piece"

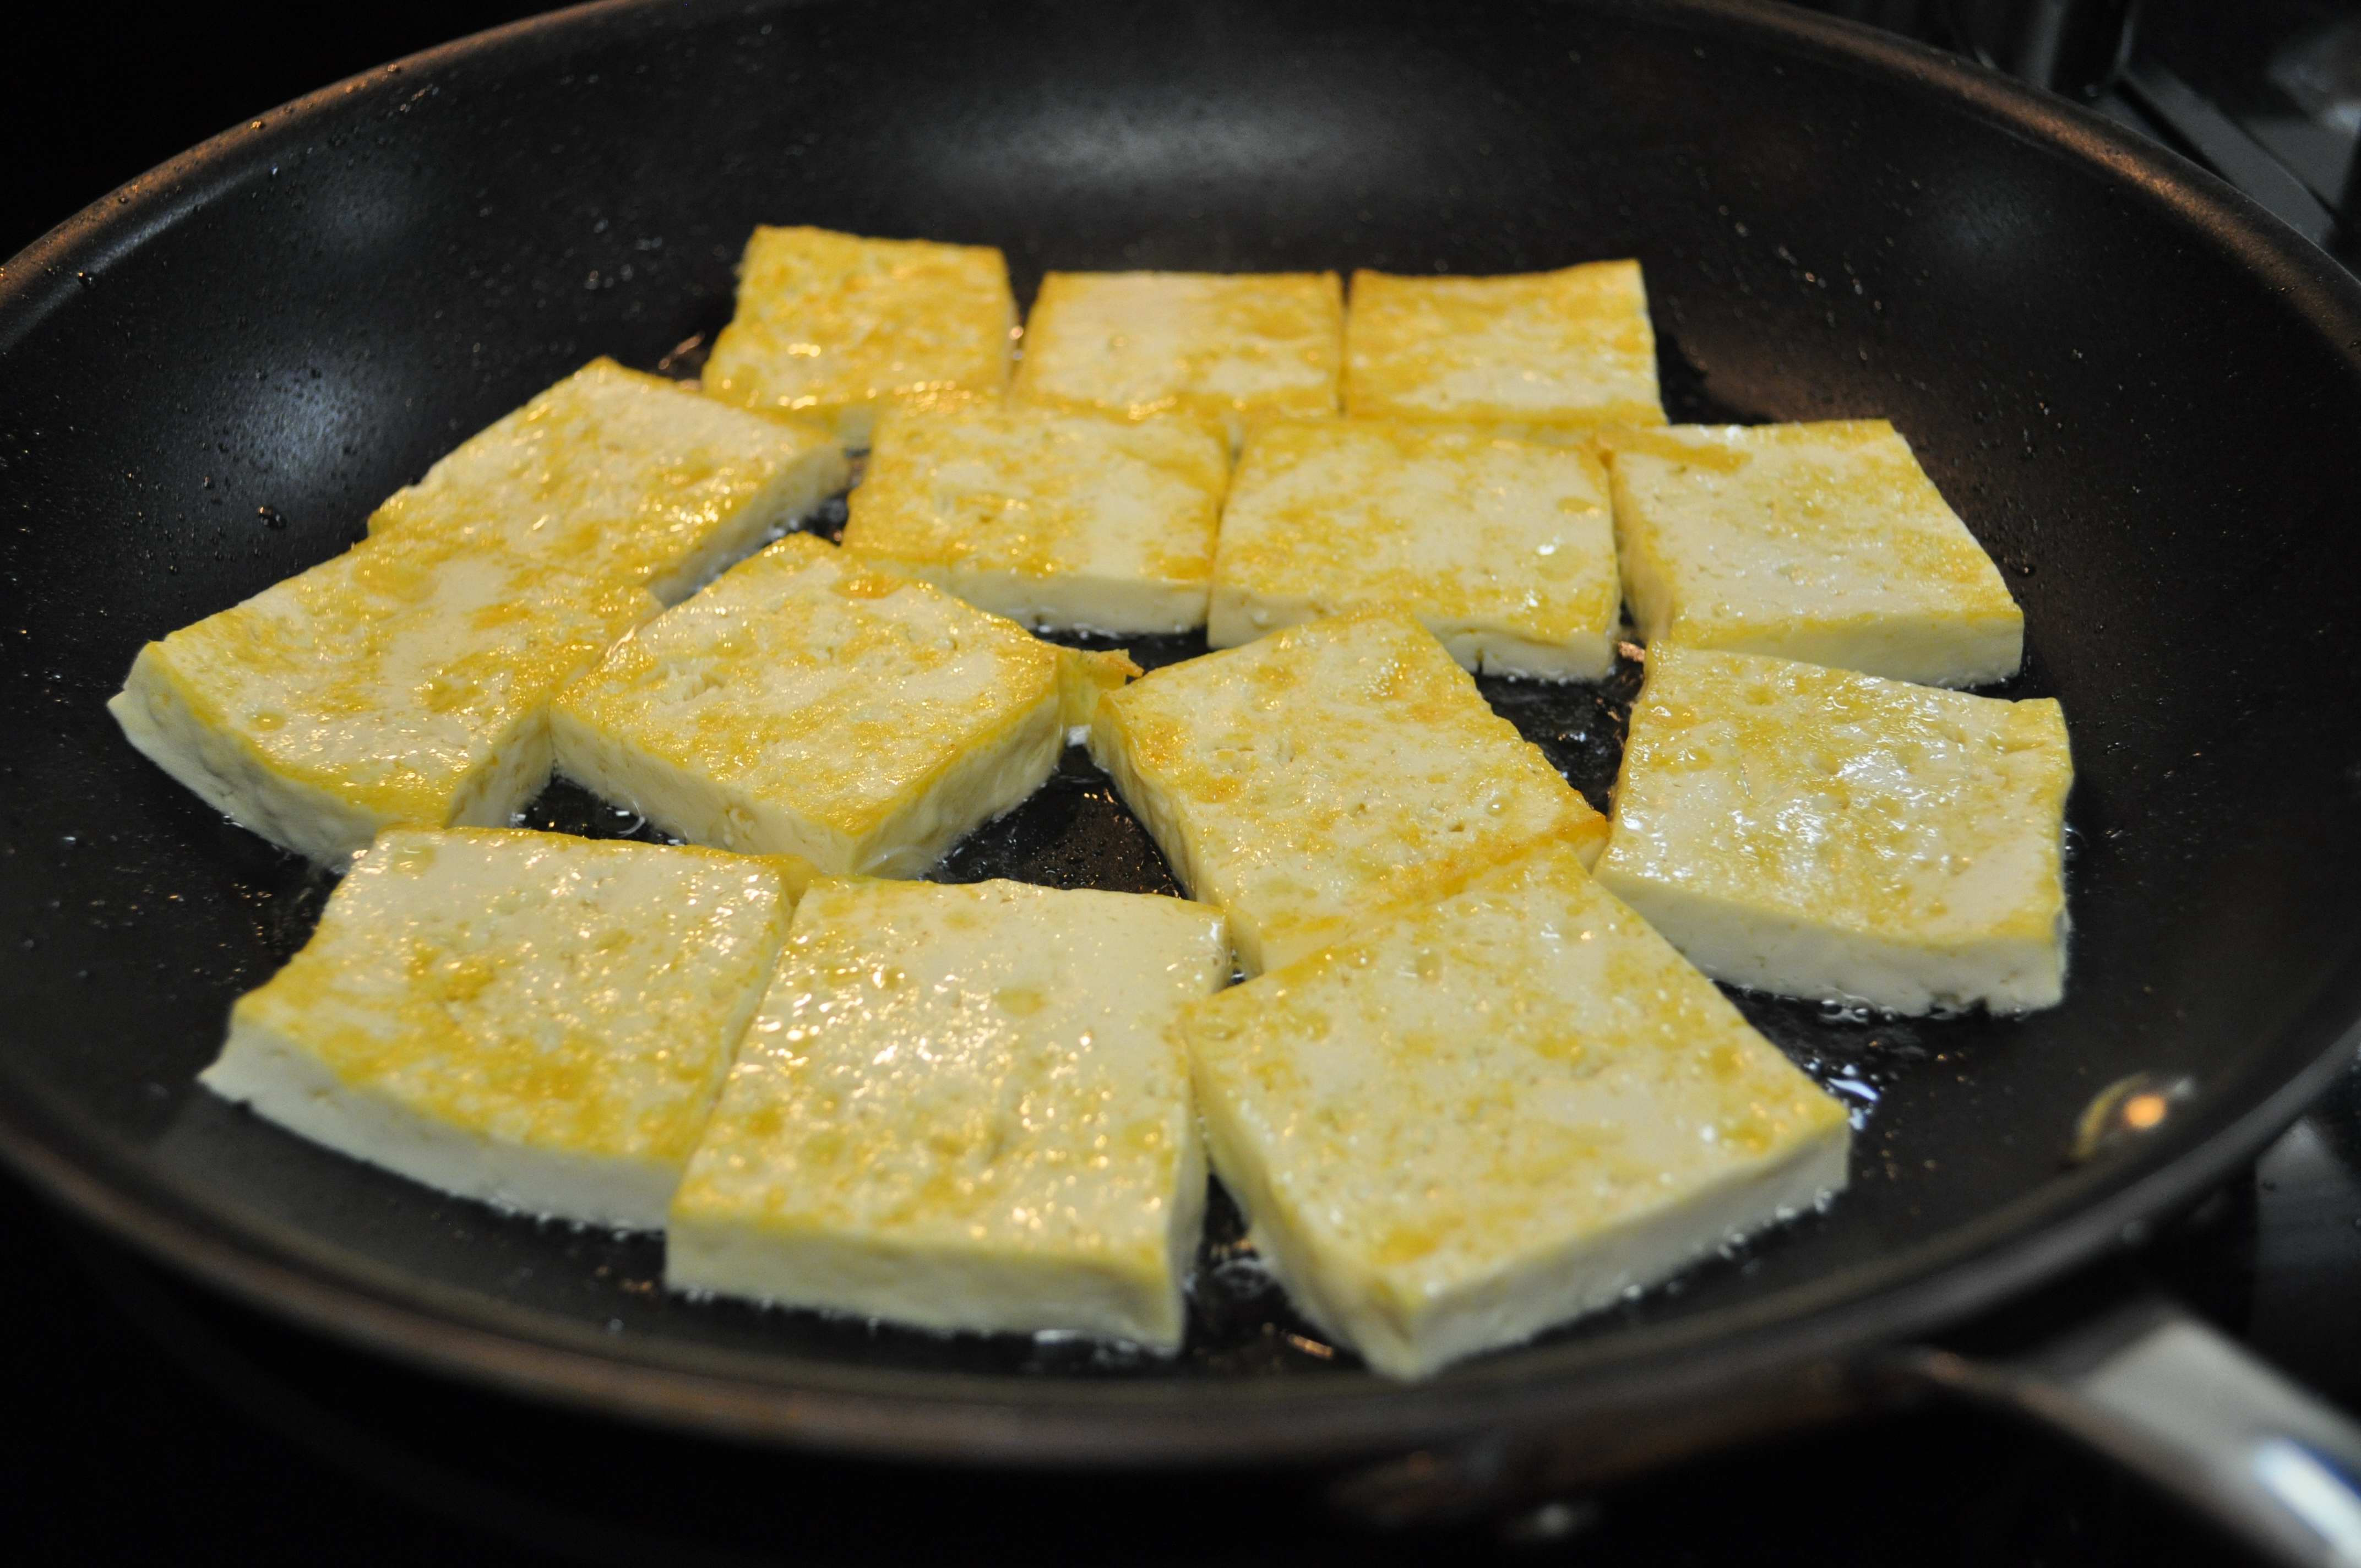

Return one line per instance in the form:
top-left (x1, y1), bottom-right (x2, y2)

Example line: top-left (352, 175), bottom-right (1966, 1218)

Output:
top-left (1182, 844), bottom-right (1851, 1379)
top-left (1011, 270), bottom-right (1343, 447)
top-left (1603, 421), bottom-right (2023, 687)
top-left (1207, 419), bottom-right (1619, 679)
top-left (552, 534), bottom-right (1132, 876)
top-left (843, 406), bottom-right (1230, 635)
top-left (668, 876), bottom-right (1229, 1348)
top-left (110, 529), bottom-right (654, 865)
top-left (703, 227), bottom-right (1017, 447)
top-left (201, 829), bottom-right (802, 1230)
top-left (1345, 262), bottom-right (1667, 435)
top-left (367, 358), bottom-right (849, 605)
top-left (1595, 646), bottom-right (2072, 1014)
top-left (1087, 609), bottom-right (1607, 973)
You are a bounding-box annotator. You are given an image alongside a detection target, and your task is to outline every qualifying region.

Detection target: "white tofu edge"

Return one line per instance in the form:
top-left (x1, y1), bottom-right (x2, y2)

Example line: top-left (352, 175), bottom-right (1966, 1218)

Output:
top-left (1592, 862), bottom-right (2070, 1015)
top-left (853, 556), bottom-right (1211, 637)
top-left (860, 694), bottom-right (1068, 876)
top-left (1640, 620), bottom-right (2024, 690)
top-left (1205, 586), bottom-right (1614, 681)
top-left (1618, 504), bottom-right (2025, 689)
top-left (108, 650), bottom-right (554, 867)
top-left (664, 1111), bottom-right (1206, 1351)
top-left (829, 403), bottom-right (883, 451)
top-left (550, 704), bottom-right (855, 869)
top-left (200, 1018), bottom-right (682, 1231)
top-left (641, 439), bottom-right (853, 606)
top-left (1084, 706), bottom-right (1256, 972)
top-left (551, 682), bottom-right (1065, 878)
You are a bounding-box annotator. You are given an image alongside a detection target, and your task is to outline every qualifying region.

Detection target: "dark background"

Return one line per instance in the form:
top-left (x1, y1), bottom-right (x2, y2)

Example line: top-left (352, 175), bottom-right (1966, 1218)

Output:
top-left (4, 3), bottom-right (2358, 1564)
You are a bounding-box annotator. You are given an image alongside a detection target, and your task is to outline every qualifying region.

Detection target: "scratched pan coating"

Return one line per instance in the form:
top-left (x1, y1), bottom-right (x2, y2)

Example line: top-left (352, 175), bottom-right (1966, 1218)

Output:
top-left (3, 0), bottom-right (2360, 1463)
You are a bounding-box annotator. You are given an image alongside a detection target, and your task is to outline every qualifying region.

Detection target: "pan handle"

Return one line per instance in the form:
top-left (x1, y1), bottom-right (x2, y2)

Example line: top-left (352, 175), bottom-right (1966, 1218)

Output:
top-left (1913, 1293), bottom-right (2361, 1567)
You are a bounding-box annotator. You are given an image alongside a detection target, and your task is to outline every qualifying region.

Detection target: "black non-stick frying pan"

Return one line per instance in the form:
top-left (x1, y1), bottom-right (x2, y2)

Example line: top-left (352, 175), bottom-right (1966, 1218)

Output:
top-left (5, 0), bottom-right (2361, 1558)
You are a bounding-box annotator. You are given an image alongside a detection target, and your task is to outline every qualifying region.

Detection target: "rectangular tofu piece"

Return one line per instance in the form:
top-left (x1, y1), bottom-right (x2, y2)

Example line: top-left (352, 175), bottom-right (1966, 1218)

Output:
top-left (1207, 418), bottom-right (1620, 680)
top-left (1602, 421), bottom-right (2023, 687)
top-left (1344, 262), bottom-right (1666, 435)
top-left (843, 406), bottom-right (1230, 635)
top-left (1011, 270), bottom-right (1343, 448)
top-left (703, 226), bottom-right (1017, 447)
top-left (667, 876), bottom-right (1229, 1348)
top-left (1087, 609), bottom-right (1607, 972)
top-left (367, 357), bottom-right (849, 605)
top-left (551, 534), bottom-right (1132, 876)
top-left (109, 529), bottom-right (655, 864)
top-left (1182, 844), bottom-right (1851, 1379)
top-left (1595, 646), bottom-right (2072, 1014)
top-left (200, 829), bottom-right (801, 1230)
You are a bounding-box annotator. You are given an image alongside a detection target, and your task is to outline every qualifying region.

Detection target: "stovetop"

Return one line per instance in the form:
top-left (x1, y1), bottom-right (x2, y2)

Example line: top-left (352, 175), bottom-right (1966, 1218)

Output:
top-left (4, 3), bottom-right (2357, 1564)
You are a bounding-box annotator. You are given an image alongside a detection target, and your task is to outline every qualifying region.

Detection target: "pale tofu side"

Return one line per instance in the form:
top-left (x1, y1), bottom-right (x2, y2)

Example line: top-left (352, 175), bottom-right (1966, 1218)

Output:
top-left (200, 829), bottom-right (802, 1230)
top-left (843, 406), bottom-right (1230, 635)
top-left (1206, 418), bottom-right (1620, 680)
top-left (551, 535), bottom-right (1106, 876)
top-left (703, 227), bottom-right (1017, 448)
top-left (109, 529), bottom-right (655, 865)
top-left (367, 357), bottom-right (850, 605)
top-left (1180, 844), bottom-right (1851, 1380)
top-left (1010, 271), bottom-right (1343, 448)
top-left (1086, 609), bottom-right (1608, 973)
top-left (1344, 262), bottom-right (1667, 434)
top-left (1594, 646), bottom-right (2072, 1014)
top-left (1602, 421), bottom-right (2023, 688)
top-left (667, 877), bottom-right (1230, 1348)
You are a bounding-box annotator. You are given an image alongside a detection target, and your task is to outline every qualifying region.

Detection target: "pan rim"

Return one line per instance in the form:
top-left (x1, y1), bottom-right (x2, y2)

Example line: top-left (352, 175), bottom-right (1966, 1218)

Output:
top-left (5, 0), bottom-right (2360, 1465)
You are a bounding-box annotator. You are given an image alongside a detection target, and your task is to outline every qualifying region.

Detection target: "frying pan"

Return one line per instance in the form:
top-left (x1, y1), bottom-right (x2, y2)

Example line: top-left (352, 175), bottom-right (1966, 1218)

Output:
top-left (4, 0), bottom-right (2360, 1558)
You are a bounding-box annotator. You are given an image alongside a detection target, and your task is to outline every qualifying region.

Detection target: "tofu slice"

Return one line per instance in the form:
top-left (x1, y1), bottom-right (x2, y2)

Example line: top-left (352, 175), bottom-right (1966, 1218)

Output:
top-left (112, 360), bottom-right (850, 864)
top-left (1345, 262), bottom-right (1667, 435)
top-left (551, 534), bottom-right (1134, 876)
top-left (367, 357), bottom-right (849, 605)
top-left (843, 406), bottom-right (1230, 634)
top-left (1010, 270), bottom-right (1343, 448)
top-left (1594, 646), bottom-right (2072, 1014)
top-left (200, 829), bottom-right (802, 1230)
top-left (667, 876), bottom-right (1228, 1348)
top-left (1087, 609), bottom-right (1607, 973)
top-left (1602, 421), bottom-right (2023, 687)
top-left (703, 226), bottom-right (1017, 448)
top-left (1207, 418), bottom-right (1620, 679)
top-left (1181, 843), bottom-right (1851, 1380)
top-left (110, 529), bottom-right (655, 865)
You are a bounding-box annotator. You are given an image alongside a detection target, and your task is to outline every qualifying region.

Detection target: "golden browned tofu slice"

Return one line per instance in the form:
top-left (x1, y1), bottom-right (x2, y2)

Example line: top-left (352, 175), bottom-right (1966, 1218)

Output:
top-left (367, 357), bottom-right (848, 604)
top-left (1601, 420), bottom-right (2023, 687)
top-left (552, 534), bottom-right (1133, 876)
top-left (1596, 646), bottom-right (2072, 1013)
top-left (203, 829), bottom-right (804, 1229)
top-left (1011, 270), bottom-right (1343, 447)
top-left (1208, 417), bottom-right (1619, 679)
top-left (111, 529), bottom-right (655, 864)
top-left (1345, 261), bottom-right (1666, 435)
top-left (1087, 609), bottom-right (1606, 972)
top-left (669, 876), bottom-right (1228, 1347)
top-left (1183, 844), bottom-right (1850, 1378)
top-left (703, 226), bottom-right (1017, 446)
top-left (844, 406), bottom-right (1230, 634)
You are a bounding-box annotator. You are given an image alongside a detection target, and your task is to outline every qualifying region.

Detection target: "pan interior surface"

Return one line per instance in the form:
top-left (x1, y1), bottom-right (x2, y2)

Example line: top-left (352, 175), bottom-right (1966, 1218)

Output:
top-left (4, 0), bottom-right (2361, 1449)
